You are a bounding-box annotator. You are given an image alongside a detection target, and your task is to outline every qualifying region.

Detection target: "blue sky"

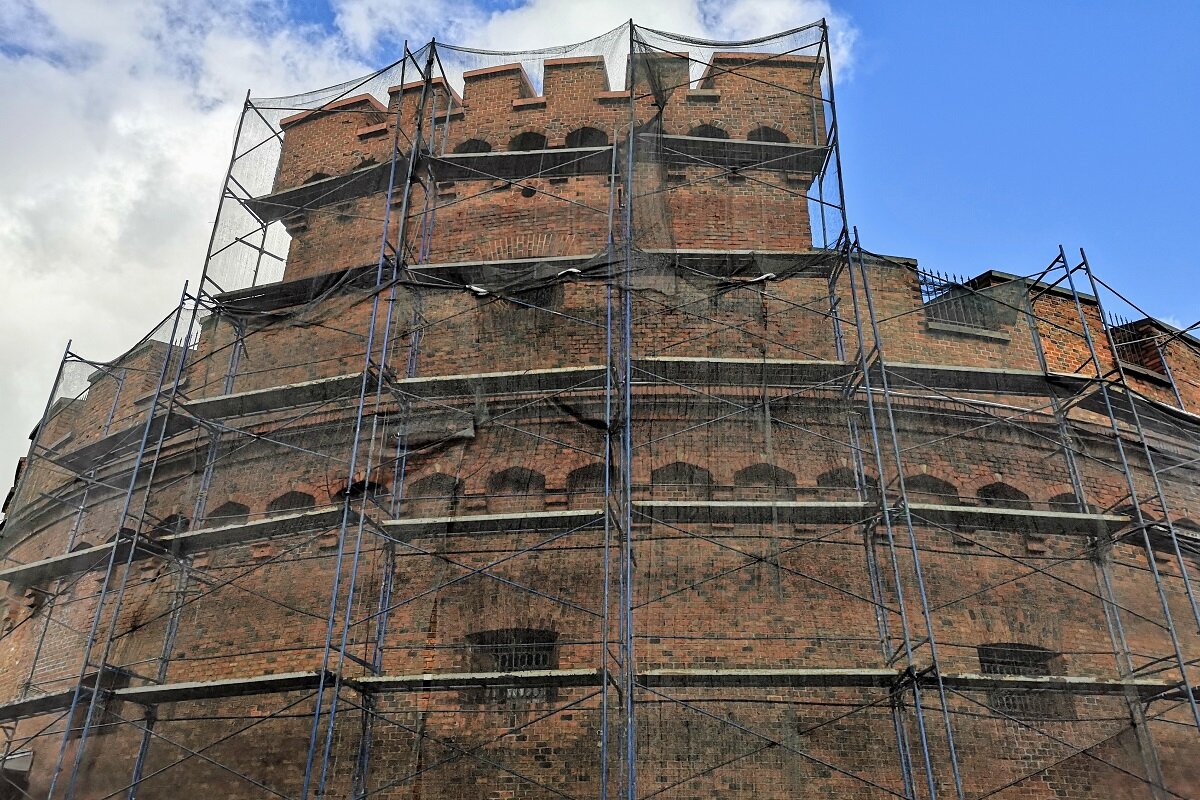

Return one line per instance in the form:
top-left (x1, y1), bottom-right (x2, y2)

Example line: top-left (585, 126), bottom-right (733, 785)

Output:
top-left (277, 0), bottom-right (1200, 322)
top-left (0, 0), bottom-right (1197, 489)
top-left (833, 1), bottom-right (1199, 325)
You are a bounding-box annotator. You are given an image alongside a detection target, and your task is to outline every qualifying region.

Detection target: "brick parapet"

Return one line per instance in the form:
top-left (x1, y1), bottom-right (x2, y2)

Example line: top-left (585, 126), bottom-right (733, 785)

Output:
top-left (3, 45), bottom-right (1200, 800)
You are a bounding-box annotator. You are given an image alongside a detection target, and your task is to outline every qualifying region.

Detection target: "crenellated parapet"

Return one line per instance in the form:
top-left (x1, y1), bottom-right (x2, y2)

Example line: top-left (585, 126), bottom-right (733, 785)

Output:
top-left (259, 52), bottom-right (830, 280)
top-left (269, 52), bottom-right (826, 192)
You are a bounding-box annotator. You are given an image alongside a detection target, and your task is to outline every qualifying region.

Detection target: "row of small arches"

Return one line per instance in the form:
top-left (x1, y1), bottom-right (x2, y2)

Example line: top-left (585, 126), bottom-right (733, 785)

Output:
top-left (154, 475), bottom-right (1196, 530)
top-left (148, 490), bottom-right (320, 536)
top-left (453, 124), bottom-right (790, 155)
top-left (401, 464), bottom-right (1079, 508)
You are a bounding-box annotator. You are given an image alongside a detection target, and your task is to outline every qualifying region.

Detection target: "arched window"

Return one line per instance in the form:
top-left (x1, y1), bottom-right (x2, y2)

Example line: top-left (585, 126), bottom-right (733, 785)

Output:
top-left (976, 482), bottom-right (1032, 510)
top-left (207, 501), bottom-right (249, 527)
top-left (508, 131), bottom-right (548, 152)
top-left (454, 138), bottom-right (491, 154)
top-left (336, 479), bottom-right (387, 500)
top-left (816, 467), bottom-right (858, 489)
top-left (267, 491), bottom-right (315, 515)
top-left (747, 125), bottom-right (789, 143)
top-left (734, 463), bottom-right (796, 488)
top-left (487, 467), bottom-right (546, 512)
top-left (488, 467), bottom-right (546, 496)
top-left (407, 473), bottom-right (462, 503)
top-left (734, 463), bottom-right (796, 500)
top-left (977, 643), bottom-right (1072, 719)
top-left (651, 462), bottom-right (713, 500)
top-left (565, 127), bottom-right (608, 148)
top-left (151, 514), bottom-right (189, 538)
top-left (404, 473), bottom-right (462, 518)
top-left (566, 463), bottom-right (608, 509)
top-left (816, 467), bottom-right (878, 498)
top-left (904, 475), bottom-right (959, 505)
top-left (687, 124), bottom-right (728, 140)
top-left (1047, 491), bottom-right (1082, 511)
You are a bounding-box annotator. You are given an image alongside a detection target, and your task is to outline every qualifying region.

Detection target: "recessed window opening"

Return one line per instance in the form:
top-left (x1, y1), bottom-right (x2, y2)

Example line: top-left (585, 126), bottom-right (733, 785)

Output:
top-left (267, 491), bottom-right (316, 515)
top-left (508, 131), bottom-right (547, 151)
top-left (467, 628), bottom-right (558, 703)
top-left (403, 473), bottom-right (462, 517)
top-left (150, 514), bottom-right (189, 538)
top-left (1047, 492), bottom-right (1083, 511)
top-left (976, 482), bottom-right (1032, 510)
top-left (651, 462), bottom-right (713, 500)
top-left (747, 125), bottom-right (789, 143)
top-left (904, 475), bottom-right (960, 505)
top-left (453, 138), bottom-right (492, 154)
top-left (207, 501), bottom-right (249, 527)
top-left (565, 127), bottom-right (609, 148)
top-left (977, 643), bottom-right (1072, 720)
top-left (733, 463), bottom-right (796, 499)
top-left (817, 466), bottom-right (873, 490)
top-left (687, 124), bottom-right (728, 140)
top-left (337, 479), bottom-right (386, 500)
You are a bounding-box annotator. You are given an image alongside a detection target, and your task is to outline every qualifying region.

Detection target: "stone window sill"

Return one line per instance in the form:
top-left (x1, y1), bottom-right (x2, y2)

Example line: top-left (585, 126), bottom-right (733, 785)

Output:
top-left (925, 319), bottom-right (1011, 342)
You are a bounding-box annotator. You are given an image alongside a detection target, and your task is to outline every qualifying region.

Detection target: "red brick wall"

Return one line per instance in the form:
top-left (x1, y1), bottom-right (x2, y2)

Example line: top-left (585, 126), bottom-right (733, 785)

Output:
top-left (3, 50), bottom-right (1199, 800)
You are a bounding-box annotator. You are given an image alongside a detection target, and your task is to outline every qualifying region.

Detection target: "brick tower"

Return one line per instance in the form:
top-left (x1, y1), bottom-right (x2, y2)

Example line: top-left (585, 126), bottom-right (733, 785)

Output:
top-left (1, 20), bottom-right (1198, 800)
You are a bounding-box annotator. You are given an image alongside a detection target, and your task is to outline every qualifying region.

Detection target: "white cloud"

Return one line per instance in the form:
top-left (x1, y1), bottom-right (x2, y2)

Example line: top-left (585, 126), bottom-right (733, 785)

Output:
top-left (0, 0), bottom-right (856, 508)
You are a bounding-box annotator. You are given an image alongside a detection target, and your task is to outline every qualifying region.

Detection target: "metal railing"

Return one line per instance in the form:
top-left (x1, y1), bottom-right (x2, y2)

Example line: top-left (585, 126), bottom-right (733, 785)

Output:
top-left (1107, 312), bottom-right (1165, 374)
top-left (918, 268), bottom-right (997, 331)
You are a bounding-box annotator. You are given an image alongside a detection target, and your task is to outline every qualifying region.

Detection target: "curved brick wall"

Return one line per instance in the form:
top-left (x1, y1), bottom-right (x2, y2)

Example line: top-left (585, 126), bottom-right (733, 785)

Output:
top-left (2, 47), bottom-right (1199, 800)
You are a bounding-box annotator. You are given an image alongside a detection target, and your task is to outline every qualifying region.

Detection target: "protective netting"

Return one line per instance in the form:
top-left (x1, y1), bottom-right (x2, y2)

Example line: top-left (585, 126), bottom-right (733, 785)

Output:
top-left (2, 19), bottom-right (1199, 800)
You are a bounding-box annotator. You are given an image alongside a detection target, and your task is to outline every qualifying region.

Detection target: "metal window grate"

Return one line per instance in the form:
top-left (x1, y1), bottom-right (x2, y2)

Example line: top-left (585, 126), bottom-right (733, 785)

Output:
top-left (918, 269), bottom-right (997, 331)
top-left (977, 643), bottom-right (1073, 720)
top-left (468, 629), bottom-right (558, 704)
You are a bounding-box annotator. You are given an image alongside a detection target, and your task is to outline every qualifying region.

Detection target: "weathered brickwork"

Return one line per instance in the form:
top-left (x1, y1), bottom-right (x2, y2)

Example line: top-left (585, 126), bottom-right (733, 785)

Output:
top-left (2, 45), bottom-right (1199, 800)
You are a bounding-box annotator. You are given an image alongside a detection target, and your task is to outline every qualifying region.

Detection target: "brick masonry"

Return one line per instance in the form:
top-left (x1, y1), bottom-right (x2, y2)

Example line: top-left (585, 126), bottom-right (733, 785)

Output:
top-left (1, 49), bottom-right (1199, 800)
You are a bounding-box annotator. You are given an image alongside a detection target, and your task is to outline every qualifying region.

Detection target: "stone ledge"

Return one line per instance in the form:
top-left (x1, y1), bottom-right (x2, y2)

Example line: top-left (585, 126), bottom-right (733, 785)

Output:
top-left (925, 319), bottom-right (1011, 342)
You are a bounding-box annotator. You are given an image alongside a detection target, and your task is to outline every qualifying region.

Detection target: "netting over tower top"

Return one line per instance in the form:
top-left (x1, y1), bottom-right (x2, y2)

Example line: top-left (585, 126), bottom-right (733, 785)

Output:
top-left (204, 20), bottom-right (840, 294)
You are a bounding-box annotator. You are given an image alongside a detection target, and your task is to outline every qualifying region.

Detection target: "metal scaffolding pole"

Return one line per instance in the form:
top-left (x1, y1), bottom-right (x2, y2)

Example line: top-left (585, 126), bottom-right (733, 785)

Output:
top-left (300, 41), bottom-right (437, 800)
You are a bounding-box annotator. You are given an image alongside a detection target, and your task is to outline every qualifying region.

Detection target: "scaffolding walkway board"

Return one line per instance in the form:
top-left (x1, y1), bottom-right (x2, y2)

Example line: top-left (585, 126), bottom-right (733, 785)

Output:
top-left (39, 360), bottom-right (1141, 485)
top-left (0, 506), bottom-right (346, 587)
top-left (0, 668), bottom-right (1177, 724)
top-left (0, 498), bottom-right (1134, 589)
top-left (381, 508), bottom-right (604, 539)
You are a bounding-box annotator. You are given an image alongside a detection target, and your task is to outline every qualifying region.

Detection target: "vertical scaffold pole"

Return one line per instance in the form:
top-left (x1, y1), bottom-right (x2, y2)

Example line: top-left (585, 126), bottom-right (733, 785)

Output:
top-left (16, 340), bottom-right (77, 698)
top-left (842, 235), bottom-right (943, 800)
top-left (1022, 253), bottom-right (1168, 797)
top-left (47, 285), bottom-right (196, 800)
top-left (621, 20), bottom-right (638, 800)
top-left (599, 116), bottom-right (621, 800)
top-left (300, 41), bottom-right (437, 800)
top-left (820, 18), bottom-right (930, 797)
top-left (1062, 247), bottom-right (1200, 733)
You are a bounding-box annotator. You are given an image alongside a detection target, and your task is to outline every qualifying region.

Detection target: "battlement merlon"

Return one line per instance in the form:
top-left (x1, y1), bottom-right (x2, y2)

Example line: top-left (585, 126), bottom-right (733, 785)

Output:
top-left (269, 52), bottom-right (827, 193)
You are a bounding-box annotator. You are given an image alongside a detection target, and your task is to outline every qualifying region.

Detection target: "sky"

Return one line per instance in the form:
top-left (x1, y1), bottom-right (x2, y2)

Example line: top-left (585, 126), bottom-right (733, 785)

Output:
top-left (1, 0), bottom-right (1197, 504)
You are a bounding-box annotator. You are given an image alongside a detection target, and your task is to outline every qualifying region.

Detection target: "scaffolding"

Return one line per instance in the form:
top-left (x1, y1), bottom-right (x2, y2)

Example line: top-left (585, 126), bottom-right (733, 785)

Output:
top-left (1, 18), bottom-right (1199, 800)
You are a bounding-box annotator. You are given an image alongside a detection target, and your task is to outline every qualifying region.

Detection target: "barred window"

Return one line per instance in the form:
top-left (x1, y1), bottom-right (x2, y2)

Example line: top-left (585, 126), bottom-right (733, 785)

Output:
top-left (977, 643), bottom-right (1073, 720)
top-left (467, 629), bottom-right (558, 704)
